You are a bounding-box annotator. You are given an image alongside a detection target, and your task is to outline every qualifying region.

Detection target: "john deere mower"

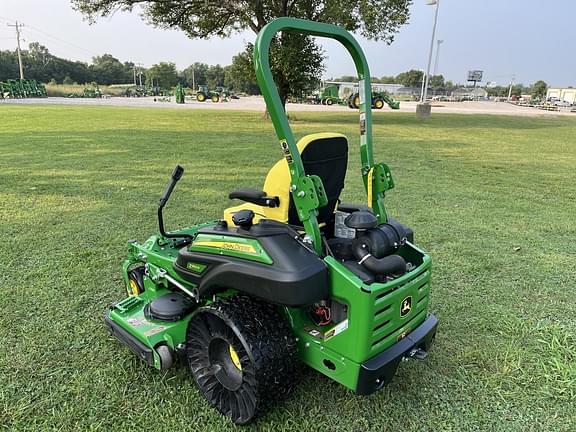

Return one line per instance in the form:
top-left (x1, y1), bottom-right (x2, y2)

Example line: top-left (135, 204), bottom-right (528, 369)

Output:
top-left (106, 18), bottom-right (437, 424)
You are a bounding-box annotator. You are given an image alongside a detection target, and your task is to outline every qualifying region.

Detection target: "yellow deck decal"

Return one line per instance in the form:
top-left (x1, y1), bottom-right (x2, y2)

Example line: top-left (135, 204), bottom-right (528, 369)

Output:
top-left (194, 240), bottom-right (257, 254)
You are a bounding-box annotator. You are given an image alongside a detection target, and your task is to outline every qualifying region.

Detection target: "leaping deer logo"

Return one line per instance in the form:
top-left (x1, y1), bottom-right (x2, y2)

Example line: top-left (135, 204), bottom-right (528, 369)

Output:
top-left (400, 296), bottom-right (412, 317)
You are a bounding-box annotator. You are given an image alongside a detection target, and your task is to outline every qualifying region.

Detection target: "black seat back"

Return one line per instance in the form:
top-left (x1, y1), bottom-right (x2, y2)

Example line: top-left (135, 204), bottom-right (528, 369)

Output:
top-left (288, 135), bottom-right (348, 225)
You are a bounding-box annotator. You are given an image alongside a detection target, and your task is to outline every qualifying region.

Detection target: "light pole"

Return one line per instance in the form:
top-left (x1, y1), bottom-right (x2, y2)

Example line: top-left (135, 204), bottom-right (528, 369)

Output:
top-left (416, 0), bottom-right (441, 119)
top-left (507, 76), bottom-right (515, 101)
top-left (419, 69), bottom-right (426, 102)
top-left (433, 39), bottom-right (443, 76)
top-left (422, 0), bottom-right (440, 103)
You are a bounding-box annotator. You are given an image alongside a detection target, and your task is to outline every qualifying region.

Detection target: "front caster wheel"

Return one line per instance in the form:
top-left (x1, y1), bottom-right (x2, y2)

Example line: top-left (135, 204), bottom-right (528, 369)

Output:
top-left (186, 296), bottom-right (298, 424)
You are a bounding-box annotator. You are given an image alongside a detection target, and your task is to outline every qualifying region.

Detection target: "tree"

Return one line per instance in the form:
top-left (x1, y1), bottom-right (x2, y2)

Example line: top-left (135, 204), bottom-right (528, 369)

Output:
top-left (72, 0), bottom-right (413, 108)
top-left (181, 62), bottom-right (208, 88)
top-left (332, 75), bottom-right (358, 83)
top-left (380, 75), bottom-right (396, 84)
top-left (0, 50), bottom-right (20, 81)
top-left (224, 51), bottom-right (260, 94)
top-left (532, 80), bottom-right (547, 99)
top-left (429, 74), bottom-right (445, 88)
top-left (90, 54), bottom-right (131, 84)
top-left (206, 64), bottom-right (226, 89)
top-left (396, 69), bottom-right (424, 88)
top-left (146, 62), bottom-right (179, 88)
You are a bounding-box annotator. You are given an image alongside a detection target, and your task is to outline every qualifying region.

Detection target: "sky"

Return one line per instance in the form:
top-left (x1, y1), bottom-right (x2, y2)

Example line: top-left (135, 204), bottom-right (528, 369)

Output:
top-left (0, 0), bottom-right (574, 87)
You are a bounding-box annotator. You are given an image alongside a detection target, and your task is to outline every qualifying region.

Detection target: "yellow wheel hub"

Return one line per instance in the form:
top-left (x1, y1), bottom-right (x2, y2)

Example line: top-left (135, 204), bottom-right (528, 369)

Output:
top-left (128, 279), bottom-right (140, 296)
top-left (229, 344), bottom-right (242, 370)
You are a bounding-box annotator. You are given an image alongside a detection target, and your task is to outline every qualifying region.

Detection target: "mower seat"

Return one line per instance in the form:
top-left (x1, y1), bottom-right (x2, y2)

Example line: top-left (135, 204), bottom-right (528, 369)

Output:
top-left (224, 132), bottom-right (348, 226)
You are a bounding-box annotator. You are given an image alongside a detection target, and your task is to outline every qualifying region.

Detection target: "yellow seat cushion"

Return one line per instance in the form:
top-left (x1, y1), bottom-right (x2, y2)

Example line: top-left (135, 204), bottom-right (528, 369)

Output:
top-left (224, 132), bottom-right (346, 227)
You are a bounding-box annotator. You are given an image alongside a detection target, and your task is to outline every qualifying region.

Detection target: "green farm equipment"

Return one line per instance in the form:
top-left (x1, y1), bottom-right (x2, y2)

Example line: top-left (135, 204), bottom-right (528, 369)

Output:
top-left (106, 18), bottom-right (437, 424)
top-left (319, 84), bottom-right (341, 105)
top-left (0, 79), bottom-right (46, 99)
top-left (175, 83), bottom-right (185, 104)
top-left (348, 89), bottom-right (400, 110)
top-left (83, 84), bottom-right (102, 98)
top-left (196, 84), bottom-right (221, 103)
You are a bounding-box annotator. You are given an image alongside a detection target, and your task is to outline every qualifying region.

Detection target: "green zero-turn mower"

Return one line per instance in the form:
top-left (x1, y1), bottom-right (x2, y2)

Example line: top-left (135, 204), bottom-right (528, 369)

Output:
top-left (106, 18), bottom-right (438, 424)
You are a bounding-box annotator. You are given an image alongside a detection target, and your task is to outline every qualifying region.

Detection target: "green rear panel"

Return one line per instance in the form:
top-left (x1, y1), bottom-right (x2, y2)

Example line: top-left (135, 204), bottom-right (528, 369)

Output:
top-left (289, 243), bottom-right (432, 390)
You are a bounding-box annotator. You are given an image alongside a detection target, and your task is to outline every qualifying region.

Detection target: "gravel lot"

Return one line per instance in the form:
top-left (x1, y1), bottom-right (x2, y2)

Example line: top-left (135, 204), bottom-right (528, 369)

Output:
top-left (2, 95), bottom-right (575, 117)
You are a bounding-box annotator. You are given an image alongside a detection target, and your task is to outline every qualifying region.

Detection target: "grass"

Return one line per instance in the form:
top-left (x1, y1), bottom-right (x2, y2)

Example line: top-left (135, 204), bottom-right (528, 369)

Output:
top-left (0, 105), bottom-right (575, 431)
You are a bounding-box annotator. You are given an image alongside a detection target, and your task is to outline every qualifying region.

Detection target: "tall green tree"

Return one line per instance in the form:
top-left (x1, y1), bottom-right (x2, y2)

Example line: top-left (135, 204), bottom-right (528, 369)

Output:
top-left (396, 69), bottom-right (423, 88)
top-left (532, 80), bottom-right (547, 99)
top-left (181, 62), bottom-right (209, 88)
top-left (206, 64), bottom-right (226, 89)
top-left (0, 50), bottom-right (19, 80)
top-left (225, 51), bottom-right (260, 94)
top-left (146, 62), bottom-right (179, 88)
top-left (429, 74), bottom-right (445, 88)
top-left (90, 54), bottom-right (131, 84)
top-left (72, 0), bottom-right (412, 108)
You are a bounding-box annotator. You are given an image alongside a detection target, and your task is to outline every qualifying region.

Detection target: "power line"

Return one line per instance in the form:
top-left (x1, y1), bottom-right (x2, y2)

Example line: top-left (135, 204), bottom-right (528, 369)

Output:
top-left (25, 25), bottom-right (99, 56)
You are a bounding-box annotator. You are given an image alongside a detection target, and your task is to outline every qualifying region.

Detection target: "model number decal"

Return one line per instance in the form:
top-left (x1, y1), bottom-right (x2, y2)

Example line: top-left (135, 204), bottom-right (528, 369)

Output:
top-left (194, 240), bottom-right (257, 254)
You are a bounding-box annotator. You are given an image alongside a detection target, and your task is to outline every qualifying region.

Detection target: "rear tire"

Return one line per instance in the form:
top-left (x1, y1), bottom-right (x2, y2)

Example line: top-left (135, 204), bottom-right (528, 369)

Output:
top-left (349, 93), bottom-right (360, 109)
top-left (374, 98), bottom-right (384, 109)
top-left (326, 98), bottom-right (334, 106)
top-left (211, 94), bottom-right (220, 103)
top-left (196, 92), bottom-right (206, 102)
top-left (186, 296), bottom-right (298, 424)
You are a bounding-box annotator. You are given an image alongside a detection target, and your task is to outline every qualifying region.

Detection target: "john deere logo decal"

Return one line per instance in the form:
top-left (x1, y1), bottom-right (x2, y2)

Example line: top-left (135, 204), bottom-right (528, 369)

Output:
top-left (400, 296), bottom-right (412, 318)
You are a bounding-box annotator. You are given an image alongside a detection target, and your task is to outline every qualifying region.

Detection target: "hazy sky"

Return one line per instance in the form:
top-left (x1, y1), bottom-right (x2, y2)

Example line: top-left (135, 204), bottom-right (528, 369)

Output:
top-left (0, 0), bottom-right (574, 86)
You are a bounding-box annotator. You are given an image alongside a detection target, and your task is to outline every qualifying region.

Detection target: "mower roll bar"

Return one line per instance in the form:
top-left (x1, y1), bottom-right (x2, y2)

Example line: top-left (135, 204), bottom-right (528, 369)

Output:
top-left (253, 18), bottom-right (387, 254)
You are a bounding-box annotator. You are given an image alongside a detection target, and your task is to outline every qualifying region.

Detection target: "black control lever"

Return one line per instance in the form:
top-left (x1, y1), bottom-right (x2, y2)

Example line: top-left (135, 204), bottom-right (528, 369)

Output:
top-left (159, 165), bottom-right (184, 207)
top-left (157, 165), bottom-right (193, 242)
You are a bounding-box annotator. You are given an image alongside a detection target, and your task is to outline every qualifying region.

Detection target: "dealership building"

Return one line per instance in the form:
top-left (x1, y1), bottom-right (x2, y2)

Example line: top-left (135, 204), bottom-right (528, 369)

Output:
top-left (546, 87), bottom-right (576, 104)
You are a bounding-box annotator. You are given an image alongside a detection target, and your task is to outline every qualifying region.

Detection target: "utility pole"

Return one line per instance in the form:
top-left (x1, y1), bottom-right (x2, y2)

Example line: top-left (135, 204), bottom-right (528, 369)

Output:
top-left (133, 65), bottom-right (137, 86)
top-left (192, 65), bottom-right (195, 90)
top-left (507, 76), bottom-right (515, 101)
top-left (433, 39), bottom-right (443, 76)
top-left (7, 21), bottom-right (24, 79)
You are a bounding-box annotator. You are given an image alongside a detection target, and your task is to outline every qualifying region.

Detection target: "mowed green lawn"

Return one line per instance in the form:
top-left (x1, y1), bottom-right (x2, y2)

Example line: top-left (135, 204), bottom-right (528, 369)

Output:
top-left (0, 105), bottom-right (575, 431)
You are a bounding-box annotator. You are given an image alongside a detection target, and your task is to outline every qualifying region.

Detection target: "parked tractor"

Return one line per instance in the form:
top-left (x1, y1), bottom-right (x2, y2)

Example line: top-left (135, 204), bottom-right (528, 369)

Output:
top-left (348, 90), bottom-right (400, 110)
top-left (196, 85), bottom-right (221, 103)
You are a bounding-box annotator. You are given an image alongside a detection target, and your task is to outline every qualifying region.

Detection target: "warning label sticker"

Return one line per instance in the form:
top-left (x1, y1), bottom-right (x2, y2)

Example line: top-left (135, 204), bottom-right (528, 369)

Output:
top-left (280, 139), bottom-right (294, 164)
top-left (324, 319), bottom-right (349, 341)
top-left (144, 326), bottom-right (165, 337)
top-left (127, 317), bottom-right (144, 327)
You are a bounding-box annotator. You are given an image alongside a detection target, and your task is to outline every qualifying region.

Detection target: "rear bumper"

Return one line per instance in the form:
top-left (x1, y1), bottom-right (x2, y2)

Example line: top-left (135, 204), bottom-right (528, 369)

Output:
top-left (355, 314), bottom-right (438, 395)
